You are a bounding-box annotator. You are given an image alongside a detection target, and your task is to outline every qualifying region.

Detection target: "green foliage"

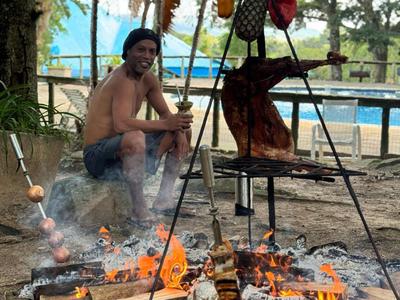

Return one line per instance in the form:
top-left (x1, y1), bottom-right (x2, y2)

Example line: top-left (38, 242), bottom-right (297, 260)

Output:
top-left (173, 28), bottom-right (223, 57)
top-left (0, 86), bottom-right (82, 138)
top-left (104, 55), bottom-right (122, 66)
top-left (38, 0), bottom-right (88, 66)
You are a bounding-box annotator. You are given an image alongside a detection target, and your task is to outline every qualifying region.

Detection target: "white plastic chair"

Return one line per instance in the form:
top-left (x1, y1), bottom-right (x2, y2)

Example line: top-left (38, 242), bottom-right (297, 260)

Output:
top-left (311, 99), bottom-right (362, 161)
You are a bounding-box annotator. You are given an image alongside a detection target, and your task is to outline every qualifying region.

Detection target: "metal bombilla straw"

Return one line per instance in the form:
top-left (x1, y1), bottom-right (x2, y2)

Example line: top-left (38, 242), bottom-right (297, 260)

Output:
top-left (176, 84), bottom-right (182, 106)
top-left (9, 133), bottom-right (47, 219)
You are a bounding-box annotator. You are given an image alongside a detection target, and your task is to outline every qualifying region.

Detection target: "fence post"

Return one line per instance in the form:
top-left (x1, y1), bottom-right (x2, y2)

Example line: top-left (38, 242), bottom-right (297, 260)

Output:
top-left (291, 101), bottom-right (299, 153)
top-left (392, 63), bottom-right (396, 84)
top-left (380, 107), bottom-right (390, 158)
top-left (48, 82), bottom-right (54, 124)
top-left (209, 57), bottom-right (213, 79)
top-left (79, 56), bottom-right (83, 79)
top-left (212, 95), bottom-right (220, 148)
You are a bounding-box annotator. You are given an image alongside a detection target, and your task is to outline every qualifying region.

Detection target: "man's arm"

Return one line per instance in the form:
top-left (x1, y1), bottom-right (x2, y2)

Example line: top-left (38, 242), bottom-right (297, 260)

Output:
top-left (145, 72), bottom-right (174, 120)
top-left (112, 76), bottom-right (191, 133)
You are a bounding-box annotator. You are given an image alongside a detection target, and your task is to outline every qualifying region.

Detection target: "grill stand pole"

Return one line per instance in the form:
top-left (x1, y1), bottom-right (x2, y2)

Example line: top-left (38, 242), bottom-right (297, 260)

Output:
top-left (267, 177), bottom-right (276, 244)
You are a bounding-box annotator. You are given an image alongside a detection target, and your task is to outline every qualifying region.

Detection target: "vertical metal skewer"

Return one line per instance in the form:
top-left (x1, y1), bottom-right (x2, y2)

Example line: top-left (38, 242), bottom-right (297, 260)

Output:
top-left (9, 134), bottom-right (47, 219)
top-left (199, 144), bottom-right (241, 300)
top-left (199, 145), bottom-right (223, 245)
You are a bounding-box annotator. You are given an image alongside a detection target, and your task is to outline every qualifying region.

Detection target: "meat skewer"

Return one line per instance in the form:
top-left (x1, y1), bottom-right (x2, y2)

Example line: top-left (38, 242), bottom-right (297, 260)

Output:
top-left (221, 52), bottom-right (348, 160)
top-left (9, 133), bottom-right (70, 263)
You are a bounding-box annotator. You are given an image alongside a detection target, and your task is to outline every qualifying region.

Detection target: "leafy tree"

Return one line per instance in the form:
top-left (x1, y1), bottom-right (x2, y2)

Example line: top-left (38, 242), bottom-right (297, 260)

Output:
top-left (342, 0), bottom-right (400, 83)
top-left (37, 0), bottom-right (88, 66)
top-left (296, 0), bottom-right (343, 80)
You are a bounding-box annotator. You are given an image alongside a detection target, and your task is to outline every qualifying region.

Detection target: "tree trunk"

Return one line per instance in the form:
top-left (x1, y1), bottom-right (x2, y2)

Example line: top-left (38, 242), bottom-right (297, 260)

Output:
top-left (90, 0), bottom-right (99, 90)
top-left (182, 0), bottom-right (208, 102)
top-left (147, 0), bottom-right (163, 120)
top-left (141, 0), bottom-right (151, 28)
top-left (327, 0), bottom-right (342, 81)
top-left (36, 0), bottom-right (52, 50)
top-left (372, 46), bottom-right (388, 83)
top-left (0, 0), bottom-right (39, 101)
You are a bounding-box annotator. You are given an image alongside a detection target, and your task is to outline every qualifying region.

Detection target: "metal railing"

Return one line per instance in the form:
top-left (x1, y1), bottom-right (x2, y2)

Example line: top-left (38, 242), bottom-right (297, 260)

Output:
top-left (47, 54), bottom-right (400, 83)
top-left (38, 74), bottom-right (400, 158)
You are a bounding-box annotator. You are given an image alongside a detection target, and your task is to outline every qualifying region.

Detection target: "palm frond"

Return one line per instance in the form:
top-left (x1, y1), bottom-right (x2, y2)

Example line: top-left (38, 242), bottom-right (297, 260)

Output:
top-left (128, 0), bottom-right (144, 17)
top-left (163, 0), bottom-right (180, 32)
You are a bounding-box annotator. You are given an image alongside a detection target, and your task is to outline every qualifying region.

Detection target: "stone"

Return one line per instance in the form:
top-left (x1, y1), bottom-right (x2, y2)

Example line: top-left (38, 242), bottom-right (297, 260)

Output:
top-left (46, 174), bottom-right (132, 226)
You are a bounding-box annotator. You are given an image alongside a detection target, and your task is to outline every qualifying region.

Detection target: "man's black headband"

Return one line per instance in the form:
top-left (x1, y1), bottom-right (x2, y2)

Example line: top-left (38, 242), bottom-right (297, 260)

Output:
top-left (122, 28), bottom-right (161, 60)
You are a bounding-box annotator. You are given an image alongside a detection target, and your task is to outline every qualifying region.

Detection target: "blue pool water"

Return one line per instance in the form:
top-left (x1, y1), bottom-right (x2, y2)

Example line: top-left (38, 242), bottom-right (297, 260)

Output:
top-left (170, 87), bottom-right (400, 126)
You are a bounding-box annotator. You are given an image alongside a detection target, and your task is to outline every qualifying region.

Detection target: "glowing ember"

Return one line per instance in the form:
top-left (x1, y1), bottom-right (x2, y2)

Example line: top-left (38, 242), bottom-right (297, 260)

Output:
top-left (74, 286), bottom-right (88, 298)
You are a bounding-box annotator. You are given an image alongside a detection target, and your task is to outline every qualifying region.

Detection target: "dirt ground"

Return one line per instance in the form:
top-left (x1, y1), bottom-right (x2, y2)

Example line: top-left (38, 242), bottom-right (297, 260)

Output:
top-left (0, 148), bottom-right (399, 299)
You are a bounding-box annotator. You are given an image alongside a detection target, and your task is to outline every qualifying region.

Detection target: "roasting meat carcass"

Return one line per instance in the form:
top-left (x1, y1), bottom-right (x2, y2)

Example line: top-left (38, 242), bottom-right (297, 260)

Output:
top-left (221, 52), bottom-right (348, 160)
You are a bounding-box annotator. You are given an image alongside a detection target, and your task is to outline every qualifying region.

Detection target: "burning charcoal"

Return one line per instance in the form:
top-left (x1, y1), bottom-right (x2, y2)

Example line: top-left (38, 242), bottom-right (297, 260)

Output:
top-left (96, 238), bottom-right (107, 247)
top-left (194, 232), bottom-right (209, 249)
top-left (189, 277), bottom-right (218, 300)
top-left (241, 284), bottom-right (272, 300)
top-left (295, 234), bottom-right (307, 250)
top-left (305, 241), bottom-right (348, 255)
top-left (147, 246), bottom-right (158, 257)
top-left (180, 231), bottom-right (209, 250)
top-left (185, 248), bottom-right (210, 265)
top-left (121, 236), bottom-right (140, 248)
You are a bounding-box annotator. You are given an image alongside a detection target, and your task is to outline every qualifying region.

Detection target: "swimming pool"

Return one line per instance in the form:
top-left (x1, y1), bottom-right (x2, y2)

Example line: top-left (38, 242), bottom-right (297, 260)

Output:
top-left (169, 86), bottom-right (400, 126)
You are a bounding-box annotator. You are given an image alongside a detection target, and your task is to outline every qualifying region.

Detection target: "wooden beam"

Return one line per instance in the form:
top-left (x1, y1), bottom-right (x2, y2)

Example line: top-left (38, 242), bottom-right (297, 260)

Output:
top-left (357, 287), bottom-right (396, 300)
top-left (89, 278), bottom-right (161, 300)
top-left (119, 288), bottom-right (188, 300)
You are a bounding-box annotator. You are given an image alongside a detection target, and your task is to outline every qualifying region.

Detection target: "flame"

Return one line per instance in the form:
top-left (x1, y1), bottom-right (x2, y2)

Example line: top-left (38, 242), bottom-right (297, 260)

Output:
top-left (102, 224), bottom-right (187, 289)
top-left (263, 229), bottom-right (274, 240)
top-left (99, 226), bottom-right (110, 239)
top-left (74, 287), bottom-right (88, 298)
top-left (318, 264), bottom-right (345, 300)
top-left (156, 224), bottom-right (188, 288)
top-left (248, 231), bottom-right (345, 299)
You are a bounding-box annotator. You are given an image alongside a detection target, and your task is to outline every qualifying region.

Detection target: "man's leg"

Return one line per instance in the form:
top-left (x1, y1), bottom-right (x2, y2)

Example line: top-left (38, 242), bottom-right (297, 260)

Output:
top-left (153, 130), bottom-right (192, 210)
top-left (120, 130), bottom-right (153, 221)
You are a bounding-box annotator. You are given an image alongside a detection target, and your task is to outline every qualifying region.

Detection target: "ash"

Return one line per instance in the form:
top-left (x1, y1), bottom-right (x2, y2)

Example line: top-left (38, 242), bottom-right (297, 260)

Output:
top-left (289, 245), bottom-right (388, 297)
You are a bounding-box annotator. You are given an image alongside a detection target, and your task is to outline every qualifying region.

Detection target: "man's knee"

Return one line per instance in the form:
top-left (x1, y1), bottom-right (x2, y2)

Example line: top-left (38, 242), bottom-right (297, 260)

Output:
top-left (120, 131), bottom-right (145, 155)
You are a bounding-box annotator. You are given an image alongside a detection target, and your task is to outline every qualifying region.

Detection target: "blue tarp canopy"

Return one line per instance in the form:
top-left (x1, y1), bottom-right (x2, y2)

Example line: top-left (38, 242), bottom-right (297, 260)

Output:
top-left (46, 1), bottom-right (228, 78)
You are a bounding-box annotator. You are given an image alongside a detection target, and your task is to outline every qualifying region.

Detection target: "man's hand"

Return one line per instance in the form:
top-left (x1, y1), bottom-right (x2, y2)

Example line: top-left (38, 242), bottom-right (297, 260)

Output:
top-left (163, 113), bottom-right (193, 131)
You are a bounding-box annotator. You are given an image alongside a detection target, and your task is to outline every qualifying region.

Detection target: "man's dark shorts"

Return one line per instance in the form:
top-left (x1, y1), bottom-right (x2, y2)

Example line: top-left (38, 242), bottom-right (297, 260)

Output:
top-left (83, 132), bottom-right (166, 179)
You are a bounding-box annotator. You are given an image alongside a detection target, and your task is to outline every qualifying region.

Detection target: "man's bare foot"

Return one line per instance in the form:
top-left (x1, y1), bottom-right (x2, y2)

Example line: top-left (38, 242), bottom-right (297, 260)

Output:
top-left (126, 217), bottom-right (155, 229)
top-left (132, 207), bottom-right (155, 221)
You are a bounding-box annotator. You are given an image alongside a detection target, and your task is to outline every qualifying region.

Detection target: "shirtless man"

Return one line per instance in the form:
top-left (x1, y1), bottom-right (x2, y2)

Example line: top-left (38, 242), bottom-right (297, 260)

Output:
top-left (83, 28), bottom-right (193, 227)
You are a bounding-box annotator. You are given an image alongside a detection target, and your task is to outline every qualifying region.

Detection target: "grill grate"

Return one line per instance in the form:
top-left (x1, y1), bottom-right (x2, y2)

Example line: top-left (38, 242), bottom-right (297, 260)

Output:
top-left (183, 156), bottom-right (365, 181)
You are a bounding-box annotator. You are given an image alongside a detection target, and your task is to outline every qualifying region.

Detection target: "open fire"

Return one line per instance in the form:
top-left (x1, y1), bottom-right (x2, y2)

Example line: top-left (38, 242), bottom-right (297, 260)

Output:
top-left (25, 225), bottom-right (357, 300)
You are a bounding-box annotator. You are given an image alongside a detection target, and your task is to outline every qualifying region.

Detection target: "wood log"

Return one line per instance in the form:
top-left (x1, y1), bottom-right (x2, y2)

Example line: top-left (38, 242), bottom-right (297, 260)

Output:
top-left (119, 288), bottom-right (188, 300)
top-left (357, 287), bottom-right (397, 300)
top-left (88, 278), bottom-right (163, 300)
top-left (40, 295), bottom-right (90, 300)
top-left (281, 282), bottom-right (348, 300)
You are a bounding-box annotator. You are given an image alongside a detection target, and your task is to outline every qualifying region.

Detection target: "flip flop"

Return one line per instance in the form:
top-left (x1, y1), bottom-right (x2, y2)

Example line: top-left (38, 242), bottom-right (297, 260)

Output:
top-left (126, 217), bottom-right (155, 230)
top-left (150, 207), bottom-right (196, 218)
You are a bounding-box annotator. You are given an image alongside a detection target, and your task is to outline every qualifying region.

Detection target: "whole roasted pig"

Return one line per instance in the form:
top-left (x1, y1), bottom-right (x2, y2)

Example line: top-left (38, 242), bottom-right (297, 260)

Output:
top-left (221, 52), bottom-right (347, 160)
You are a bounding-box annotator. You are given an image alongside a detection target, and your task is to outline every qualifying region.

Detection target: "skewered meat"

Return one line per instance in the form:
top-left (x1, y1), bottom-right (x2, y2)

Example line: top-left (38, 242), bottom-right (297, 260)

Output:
top-left (26, 185), bottom-right (44, 203)
top-left (221, 52), bottom-right (348, 160)
top-left (38, 218), bottom-right (56, 235)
